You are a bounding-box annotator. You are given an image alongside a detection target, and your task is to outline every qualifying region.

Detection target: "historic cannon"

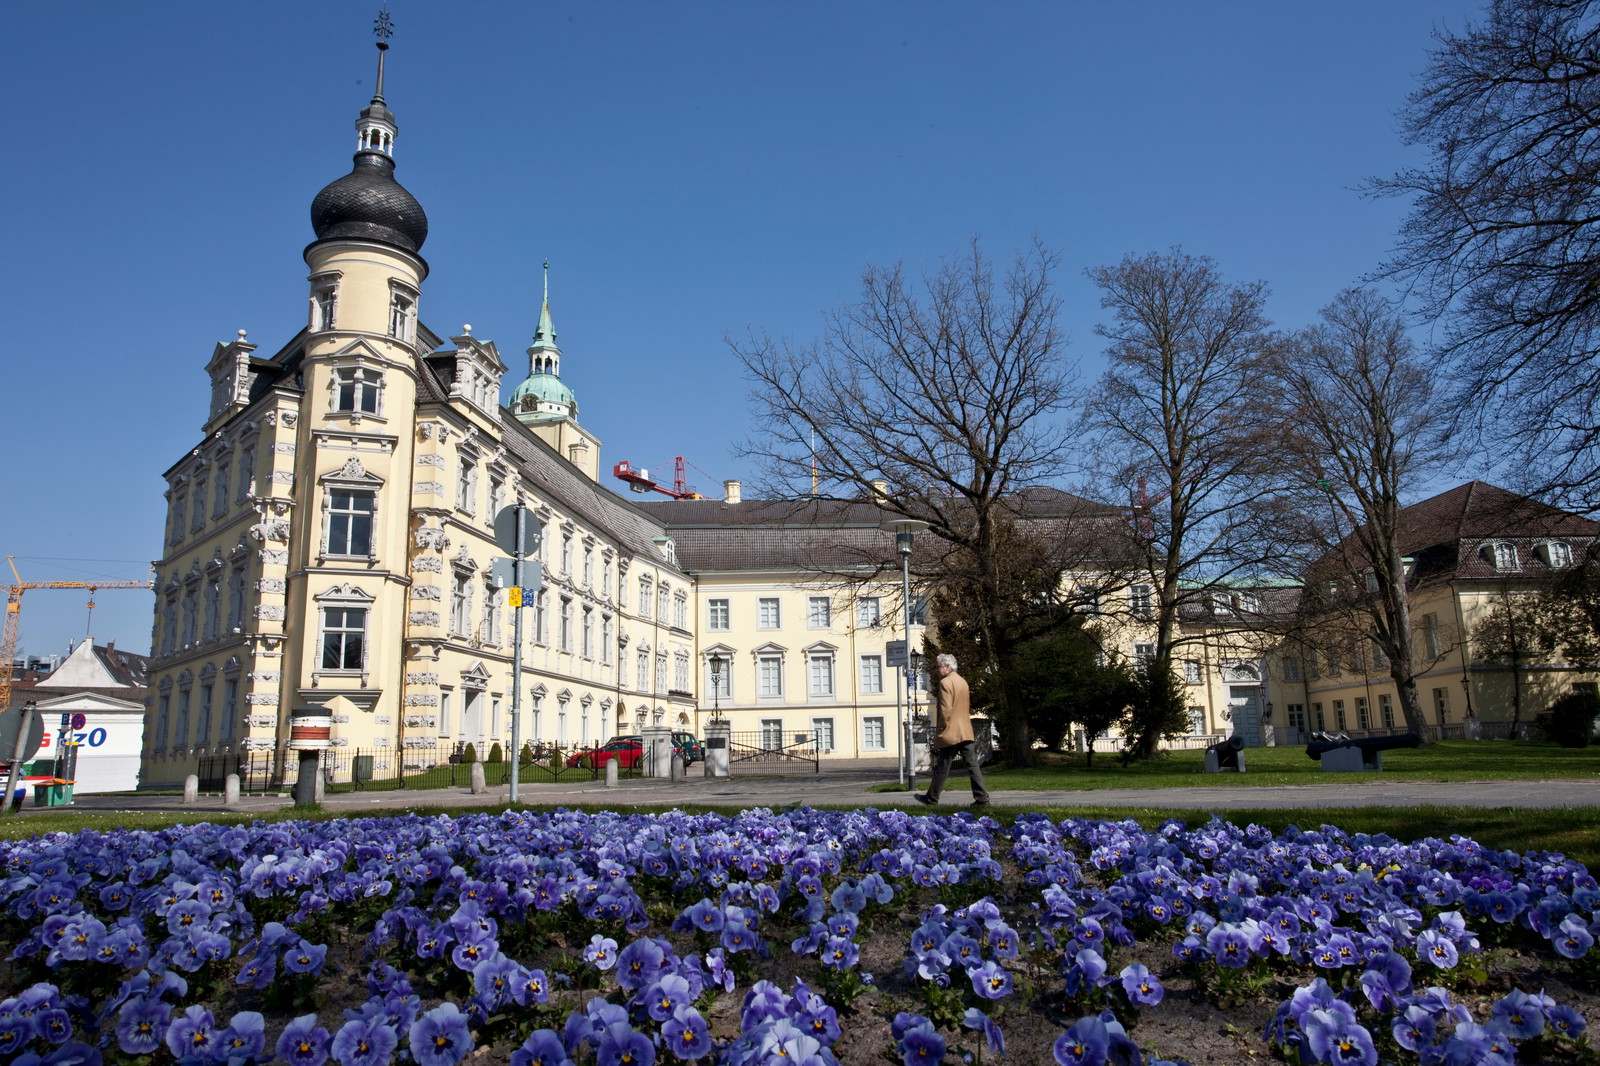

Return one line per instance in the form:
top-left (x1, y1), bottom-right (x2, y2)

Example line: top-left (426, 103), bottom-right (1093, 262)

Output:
top-left (1204, 734), bottom-right (1246, 773)
top-left (1305, 731), bottom-right (1422, 772)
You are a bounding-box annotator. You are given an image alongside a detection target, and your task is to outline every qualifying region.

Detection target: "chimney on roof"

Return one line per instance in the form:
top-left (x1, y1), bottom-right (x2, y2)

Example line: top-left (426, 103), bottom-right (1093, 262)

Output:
top-left (869, 479), bottom-right (890, 502)
top-left (723, 480), bottom-right (741, 504)
top-left (106, 641), bottom-right (115, 652)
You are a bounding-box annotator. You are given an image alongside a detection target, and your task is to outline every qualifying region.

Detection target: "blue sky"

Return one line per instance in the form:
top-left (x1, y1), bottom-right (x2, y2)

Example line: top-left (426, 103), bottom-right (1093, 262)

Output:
top-left (1, 1), bottom-right (1481, 658)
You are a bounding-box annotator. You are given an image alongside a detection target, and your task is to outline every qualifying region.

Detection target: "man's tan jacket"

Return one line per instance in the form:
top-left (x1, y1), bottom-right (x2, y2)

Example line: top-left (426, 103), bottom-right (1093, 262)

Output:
top-left (932, 671), bottom-right (973, 749)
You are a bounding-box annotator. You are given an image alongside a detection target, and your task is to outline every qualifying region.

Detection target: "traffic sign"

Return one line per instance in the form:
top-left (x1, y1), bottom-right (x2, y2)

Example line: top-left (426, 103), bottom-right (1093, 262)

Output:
top-left (493, 505), bottom-right (542, 558)
top-left (70, 713), bottom-right (87, 730)
top-left (886, 640), bottom-right (908, 668)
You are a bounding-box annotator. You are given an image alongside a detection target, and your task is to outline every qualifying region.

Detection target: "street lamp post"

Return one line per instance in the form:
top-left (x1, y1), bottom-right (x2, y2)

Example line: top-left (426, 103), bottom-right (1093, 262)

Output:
top-left (709, 654), bottom-right (725, 721)
top-left (880, 517), bottom-right (929, 787)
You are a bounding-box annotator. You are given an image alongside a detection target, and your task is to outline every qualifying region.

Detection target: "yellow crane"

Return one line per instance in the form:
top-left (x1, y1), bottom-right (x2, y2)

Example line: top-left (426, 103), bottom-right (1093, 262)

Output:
top-left (2, 557), bottom-right (153, 711)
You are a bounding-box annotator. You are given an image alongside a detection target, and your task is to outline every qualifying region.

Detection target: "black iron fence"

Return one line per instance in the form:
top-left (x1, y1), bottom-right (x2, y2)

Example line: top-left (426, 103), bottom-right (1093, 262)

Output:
top-left (727, 729), bottom-right (821, 773)
top-left (196, 741), bottom-right (659, 795)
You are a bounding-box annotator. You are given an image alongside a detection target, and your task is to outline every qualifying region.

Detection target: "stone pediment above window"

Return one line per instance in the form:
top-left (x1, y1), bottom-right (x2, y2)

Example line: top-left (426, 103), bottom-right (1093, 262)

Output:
top-left (460, 661), bottom-right (492, 685)
top-left (320, 457), bottom-right (385, 488)
top-left (753, 642), bottom-right (787, 657)
top-left (314, 583), bottom-right (375, 605)
top-left (803, 640), bottom-right (838, 654)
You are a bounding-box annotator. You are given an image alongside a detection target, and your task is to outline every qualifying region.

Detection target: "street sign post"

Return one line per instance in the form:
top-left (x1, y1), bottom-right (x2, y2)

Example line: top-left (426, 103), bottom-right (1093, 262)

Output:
top-left (492, 505), bottom-right (544, 804)
top-left (885, 640), bottom-right (907, 669)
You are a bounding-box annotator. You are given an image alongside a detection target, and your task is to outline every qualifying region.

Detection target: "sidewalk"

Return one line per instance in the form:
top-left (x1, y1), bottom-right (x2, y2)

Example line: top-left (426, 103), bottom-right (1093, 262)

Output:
top-left (22, 761), bottom-right (1600, 819)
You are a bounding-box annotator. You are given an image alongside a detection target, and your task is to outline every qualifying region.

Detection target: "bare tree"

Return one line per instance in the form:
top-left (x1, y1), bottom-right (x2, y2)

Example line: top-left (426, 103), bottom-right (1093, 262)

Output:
top-left (1372, 0), bottom-right (1600, 512)
top-left (1084, 250), bottom-right (1281, 756)
top-left (730, 239), bottom-right (1103, 766)
top-left (1261, 288), bottom-right (1455, 738)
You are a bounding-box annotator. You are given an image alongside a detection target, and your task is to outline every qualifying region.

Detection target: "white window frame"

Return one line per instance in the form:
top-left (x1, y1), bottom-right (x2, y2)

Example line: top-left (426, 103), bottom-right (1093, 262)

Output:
top-left (758, 597), bottom-right (781, 630)
top-left (808, 651), bottom-right (836, 699)
top-left (1129, 584), bottom-right (1153, 618)
top-left (388, 282), bottom-right (418, 343)
top-left (333, 366), bottom-right (383, 416)
top-left (810, 716), bottom-right (835, 753)
top-left (707, 598), bottom-right (730, 631)
top-left (316, 592), bottom-right (372, 677)
top-left (758, 653), bottom-right (785, 698)
top-left (856, 596), bottom-right (881, 627)
top-left (808, 596), bottom-right (832, 629)
top-left (862, 715), bottom-right (886, 751)
top-left (859, 654), bottom-right (884, 695)
top-left (1183, 659), bottom-right (1202, 684)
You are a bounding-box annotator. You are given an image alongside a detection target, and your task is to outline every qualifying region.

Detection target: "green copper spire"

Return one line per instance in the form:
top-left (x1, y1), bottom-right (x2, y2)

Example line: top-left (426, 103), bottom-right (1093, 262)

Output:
top-left (532, 259), bottom-right (557, 351)
top-left (512, 259), bottom-right (577, 424)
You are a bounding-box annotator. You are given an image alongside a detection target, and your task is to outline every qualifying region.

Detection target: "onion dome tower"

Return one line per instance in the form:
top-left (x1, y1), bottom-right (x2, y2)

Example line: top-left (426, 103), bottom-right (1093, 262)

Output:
top-left (306, 6), bottom-right (429, 265)
top-left (511, 261), bottom-right (578, 423)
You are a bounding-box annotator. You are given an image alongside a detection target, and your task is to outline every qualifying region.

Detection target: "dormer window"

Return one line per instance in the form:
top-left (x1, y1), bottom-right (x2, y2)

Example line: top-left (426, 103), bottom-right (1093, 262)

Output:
top-left (1538, 541), bottom-right (1574, 568)
top-left (1483, 541), bottom-right (1520, 571)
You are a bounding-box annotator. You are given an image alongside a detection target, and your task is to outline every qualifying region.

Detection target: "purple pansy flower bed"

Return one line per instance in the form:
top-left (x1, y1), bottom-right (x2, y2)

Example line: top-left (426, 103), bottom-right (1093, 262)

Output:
top-left (0, 806), bottom-right (1595, 1065)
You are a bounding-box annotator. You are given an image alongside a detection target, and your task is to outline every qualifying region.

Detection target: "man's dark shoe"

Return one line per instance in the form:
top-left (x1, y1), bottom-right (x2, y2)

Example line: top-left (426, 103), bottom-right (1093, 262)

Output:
top-left (971, 799), bottom-right (991, 809)
top-left (913, 793), bottom-right (936, 806)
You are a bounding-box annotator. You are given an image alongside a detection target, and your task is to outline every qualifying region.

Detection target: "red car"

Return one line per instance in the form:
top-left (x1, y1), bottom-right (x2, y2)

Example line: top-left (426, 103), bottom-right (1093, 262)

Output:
top-left (565, 737), bottom-right (644, 769)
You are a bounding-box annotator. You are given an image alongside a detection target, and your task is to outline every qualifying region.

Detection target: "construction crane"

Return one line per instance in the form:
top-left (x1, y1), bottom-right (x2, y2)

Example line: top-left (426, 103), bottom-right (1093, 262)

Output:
top-left (2, 558), bottom-right (153, 711)
top-left (612, 457), bottom-right (704, 500)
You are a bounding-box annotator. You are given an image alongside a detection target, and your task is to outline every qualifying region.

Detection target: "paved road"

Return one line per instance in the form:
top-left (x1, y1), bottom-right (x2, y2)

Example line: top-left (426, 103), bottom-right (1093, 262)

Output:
top-left (18, 760), bottom-right (1599, 820)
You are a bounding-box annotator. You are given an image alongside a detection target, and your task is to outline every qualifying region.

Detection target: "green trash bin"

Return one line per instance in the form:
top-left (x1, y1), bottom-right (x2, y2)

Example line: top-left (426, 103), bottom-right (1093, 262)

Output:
top-left (33, 782), bottom-right (72, 807)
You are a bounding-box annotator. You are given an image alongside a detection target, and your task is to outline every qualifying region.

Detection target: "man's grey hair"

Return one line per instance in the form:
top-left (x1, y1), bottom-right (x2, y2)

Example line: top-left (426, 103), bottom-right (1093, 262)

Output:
top-left (936, 653), bottom-right (957, 671)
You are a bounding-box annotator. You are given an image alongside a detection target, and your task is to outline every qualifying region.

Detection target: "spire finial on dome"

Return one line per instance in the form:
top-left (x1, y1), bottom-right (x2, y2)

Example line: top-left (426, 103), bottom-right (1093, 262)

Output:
top-left (372, 4), bottom-right (394, 103)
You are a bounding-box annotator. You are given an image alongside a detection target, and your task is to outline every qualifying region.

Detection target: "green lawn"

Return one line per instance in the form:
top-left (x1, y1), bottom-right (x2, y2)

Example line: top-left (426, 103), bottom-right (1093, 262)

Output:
top-left (963, 738), bottom-right (1600, 789)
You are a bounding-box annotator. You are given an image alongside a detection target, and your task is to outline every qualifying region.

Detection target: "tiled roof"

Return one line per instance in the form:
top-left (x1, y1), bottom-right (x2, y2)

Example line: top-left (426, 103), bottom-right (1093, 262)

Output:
top-left (636, 486), bottom-right (1127, 574)
top-left (1321, 480), bottom-right (1599, 584)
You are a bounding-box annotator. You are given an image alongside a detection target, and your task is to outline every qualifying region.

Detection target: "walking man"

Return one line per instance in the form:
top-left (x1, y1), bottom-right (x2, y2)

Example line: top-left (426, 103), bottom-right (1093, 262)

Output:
top-left (915, 653), bottom-right (991, 807)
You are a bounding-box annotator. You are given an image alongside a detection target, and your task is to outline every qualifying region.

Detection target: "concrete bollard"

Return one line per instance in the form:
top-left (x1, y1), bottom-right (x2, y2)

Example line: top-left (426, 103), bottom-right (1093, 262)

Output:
top-left (183, 774), bottom-right (199, 804)
top-left (605, 757), bottom-right (619, 788)
top-left (670, 754), bottom-right (684, 782)
top-left (224, 774), bottom-right (240, 806)
top-left (470, 762), bottom-right (487, 794)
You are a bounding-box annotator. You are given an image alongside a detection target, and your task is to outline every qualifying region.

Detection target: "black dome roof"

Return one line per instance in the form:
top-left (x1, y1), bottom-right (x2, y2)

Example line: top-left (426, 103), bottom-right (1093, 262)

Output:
top-left (309, 149), bottom-right (428, 254)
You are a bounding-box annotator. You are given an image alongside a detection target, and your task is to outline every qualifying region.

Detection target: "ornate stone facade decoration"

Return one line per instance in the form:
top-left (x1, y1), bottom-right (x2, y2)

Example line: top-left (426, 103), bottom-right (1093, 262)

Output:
top-left (245, 694), bottom-right (278, 705)
top-left (255, 605), bottom-right (286, 621)
top-left (404, 672), bottom-right (439, 685)
top-left (411, 585), bottom-right (441, 600)
top-left (256, 579), bottom-right (286, 594)
top-left (404, 693), bottom-right (440, 706)
top-left (409, 610), bottom-right (441, 627)
top-left (412, 556), bottom-right (442, 573)
top-left (247, 670), bottom-right (280, 682)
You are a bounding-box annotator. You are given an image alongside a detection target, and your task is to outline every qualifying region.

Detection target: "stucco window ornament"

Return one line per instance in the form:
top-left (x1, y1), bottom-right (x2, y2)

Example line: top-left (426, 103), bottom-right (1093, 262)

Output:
top-left (331, 714), bottom-right (351, 724)
top-left (374, 715), bottom-right (392, 725)
top-left (242, 737), bottom-right (275, 750)
top-left (254, 605), bottom-right (286, 621)
top-left (245, 694), bottom-right (278, 706)
top-left (415, 481), bottom-right (444, 496)
top-left (405, 672), bottom-right (439, 685)
top-left (246, 714), bottom-right (277, 728)
top-left (412, 556), bottom-right (442, 573)
top-left (258, 549), bottom-right (288, 566)
top-left (273, 442), bottom-right (297, 455)
top-left (414, 526), bottom-right (450, 551)
top-left (417, 452), bottom-right (445, 467)
top-left (412, 585), bottom-right (442, 600)
top-left (1221, 660), bottom-right (1262, 682)
top-left (256, 579), bottom-right (286, 594)
top-left (247, 670), bottom-right (279, 682)
top-left (405, 693), bottom-right (440, 706)
top-left (409, 610), bottom-right (442, 627)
